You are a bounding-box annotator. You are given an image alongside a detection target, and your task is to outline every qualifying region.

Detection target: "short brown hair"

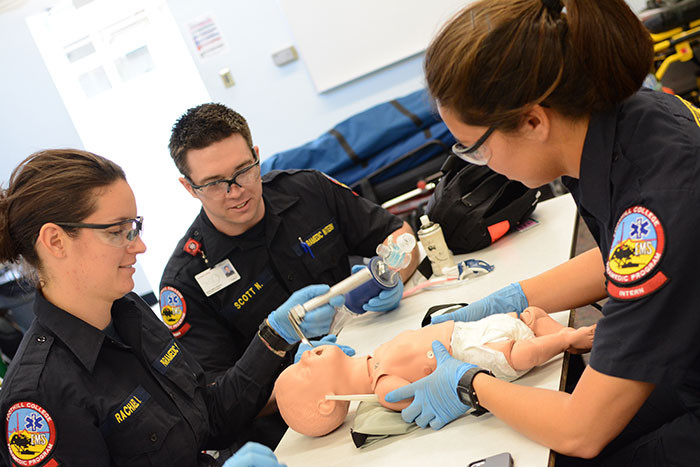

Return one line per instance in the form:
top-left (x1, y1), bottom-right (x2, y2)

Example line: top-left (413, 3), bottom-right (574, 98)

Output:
top-left (168, 103), bottom-right (253, 177)
top-left (0, 149), bottom-right (125, 271)
top-left (425, 0), bottom-right (653, 130)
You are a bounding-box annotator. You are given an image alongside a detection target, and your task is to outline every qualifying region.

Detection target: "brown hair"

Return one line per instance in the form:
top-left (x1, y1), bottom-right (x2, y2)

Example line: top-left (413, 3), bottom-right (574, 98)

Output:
top-left (425, 0), bottom-right (653, 130)
top-left (169, 103), bottom-right (253, 177)
top-left (0, 149), bottom-right (126, 271)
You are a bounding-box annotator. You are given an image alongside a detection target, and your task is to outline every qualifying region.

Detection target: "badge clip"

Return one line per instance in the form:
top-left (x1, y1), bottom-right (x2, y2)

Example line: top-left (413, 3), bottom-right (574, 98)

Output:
top-left (184, 237), bottom-right (209, 265)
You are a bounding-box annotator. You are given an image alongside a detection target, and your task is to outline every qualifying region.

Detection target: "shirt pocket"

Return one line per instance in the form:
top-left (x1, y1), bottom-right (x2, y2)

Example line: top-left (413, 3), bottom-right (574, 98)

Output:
top-left (300, 222), bottom-right (348, 280)
top-left (104, 392), bottom-right (180, 466)
top-left (151, 341), bottom-right (198, 399)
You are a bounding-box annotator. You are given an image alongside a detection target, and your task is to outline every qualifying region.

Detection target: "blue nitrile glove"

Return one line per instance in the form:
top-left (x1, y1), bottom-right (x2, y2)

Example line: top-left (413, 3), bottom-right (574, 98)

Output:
top-left (384, 341), bottom-right (475, 430)
top-left (351, 264), bottom-right (403, 313)
top-left (267, 284), bottom-right (345, 344)
top-left (431, 282), bottom-right (528, 324)
top-left (294, 334), bottom-right (356, 363)
top-left (222, 441), bottom-right (286, 467)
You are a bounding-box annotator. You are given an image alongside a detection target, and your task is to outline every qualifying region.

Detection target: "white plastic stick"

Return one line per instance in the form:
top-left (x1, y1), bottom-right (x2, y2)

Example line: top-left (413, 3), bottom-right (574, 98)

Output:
top-left (324, 394), bottom-right (379, 402)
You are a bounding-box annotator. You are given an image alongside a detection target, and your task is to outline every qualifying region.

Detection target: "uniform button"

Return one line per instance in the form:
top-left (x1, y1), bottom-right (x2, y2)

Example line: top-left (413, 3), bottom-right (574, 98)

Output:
top-left (287, 273), bottom-right (294, 282)
top-left (193, 230), bottom-right (200, 237)
top-left (150, 433), bottom-right (158, 442)
top-left (36, 336), bottom-right (46, 343)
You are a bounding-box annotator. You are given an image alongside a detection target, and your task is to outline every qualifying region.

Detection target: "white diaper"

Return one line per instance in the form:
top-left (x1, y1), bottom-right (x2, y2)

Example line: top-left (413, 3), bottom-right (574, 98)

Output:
top-left (450, 314), bottom-right (535, 381)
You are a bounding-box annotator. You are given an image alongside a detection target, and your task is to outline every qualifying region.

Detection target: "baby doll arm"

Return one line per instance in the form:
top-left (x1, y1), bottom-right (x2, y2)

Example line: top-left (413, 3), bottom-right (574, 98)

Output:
top-left (374, 375), bottom-right (414, 411)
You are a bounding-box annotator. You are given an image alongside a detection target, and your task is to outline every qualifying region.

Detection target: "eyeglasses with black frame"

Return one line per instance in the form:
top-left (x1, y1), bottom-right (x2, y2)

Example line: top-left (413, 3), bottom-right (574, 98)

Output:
top-left (55, 216), bottom-right (143, 247)
top-left (451, 126), bottom-right (496, 166)
top-left (187, 150), bottom-right (260, 199)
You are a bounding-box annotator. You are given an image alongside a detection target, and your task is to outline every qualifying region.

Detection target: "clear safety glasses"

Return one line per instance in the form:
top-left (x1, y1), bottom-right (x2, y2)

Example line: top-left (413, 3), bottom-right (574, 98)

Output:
top-left (56, 216), bottom-right (143, 248)
top-left (187, 151), bottom-right (261, 199)
top-left (451, 126), bottom-right (496, 166)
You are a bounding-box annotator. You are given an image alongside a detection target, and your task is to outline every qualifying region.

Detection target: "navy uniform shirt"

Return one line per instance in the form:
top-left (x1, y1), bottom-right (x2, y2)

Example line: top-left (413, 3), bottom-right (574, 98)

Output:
top-left (562, 89), bottom-right (700, 399)
top-left (0, 291), bottom-right (285, 467)
top-left (159, 169), bottom-right (403, 379)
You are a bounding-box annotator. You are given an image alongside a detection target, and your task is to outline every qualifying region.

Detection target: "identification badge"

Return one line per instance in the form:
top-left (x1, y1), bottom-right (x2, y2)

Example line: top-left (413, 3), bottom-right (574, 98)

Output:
top-left (195, 259), bottom-right (240, 296)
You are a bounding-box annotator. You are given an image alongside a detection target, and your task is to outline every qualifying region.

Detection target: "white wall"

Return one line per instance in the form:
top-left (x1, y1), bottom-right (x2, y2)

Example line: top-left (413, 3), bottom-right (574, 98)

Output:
top-left (1, 0), bottom-right (84, 178)
top-left (166, 0), bottom-right (427, 157)
top-left (0, 0), bottom-right (427, 294)
top-left (0, 0), bottom-right (651, 293)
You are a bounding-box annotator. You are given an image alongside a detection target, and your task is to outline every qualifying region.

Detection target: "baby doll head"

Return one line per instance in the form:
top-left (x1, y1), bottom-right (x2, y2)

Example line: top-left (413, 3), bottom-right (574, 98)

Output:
top-left (274, 345), bottom-right (352, 436)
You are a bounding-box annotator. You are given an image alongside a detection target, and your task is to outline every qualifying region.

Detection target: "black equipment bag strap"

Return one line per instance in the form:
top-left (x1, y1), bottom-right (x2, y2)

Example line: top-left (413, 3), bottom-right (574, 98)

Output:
top-left (329, 128), bottom-right (367, 167)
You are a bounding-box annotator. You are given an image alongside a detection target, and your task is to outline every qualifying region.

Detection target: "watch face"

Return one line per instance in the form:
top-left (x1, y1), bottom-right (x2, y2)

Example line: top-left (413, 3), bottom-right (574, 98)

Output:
top-left (457, 385), bottom-right (471, 406)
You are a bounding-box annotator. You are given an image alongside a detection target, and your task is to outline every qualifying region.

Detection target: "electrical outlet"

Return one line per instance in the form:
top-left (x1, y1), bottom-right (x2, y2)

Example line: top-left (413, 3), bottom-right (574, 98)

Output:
top-left (271, 46), bottom-right (298, 66)
top-left (219, 68), bottom-right (235, 88)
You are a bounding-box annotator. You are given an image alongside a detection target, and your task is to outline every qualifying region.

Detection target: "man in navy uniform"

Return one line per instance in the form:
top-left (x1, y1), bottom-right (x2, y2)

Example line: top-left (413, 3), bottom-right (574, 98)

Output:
top-left (160, 103), bottom-right (418, 448)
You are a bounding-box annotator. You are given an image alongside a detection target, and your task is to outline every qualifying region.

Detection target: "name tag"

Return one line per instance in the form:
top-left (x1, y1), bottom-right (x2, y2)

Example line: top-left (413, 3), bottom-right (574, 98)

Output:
top-left (195, 259), bottom-right (240, 296)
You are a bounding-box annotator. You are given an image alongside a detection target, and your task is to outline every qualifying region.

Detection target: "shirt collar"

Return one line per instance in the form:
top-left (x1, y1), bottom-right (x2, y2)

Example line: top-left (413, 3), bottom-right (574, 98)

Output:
top-left (33, 292), bottom-right (140, 372)
top-left (191, 180), bottom-right (300, 264)
top-left (576, 106), bottom-right (617, 225)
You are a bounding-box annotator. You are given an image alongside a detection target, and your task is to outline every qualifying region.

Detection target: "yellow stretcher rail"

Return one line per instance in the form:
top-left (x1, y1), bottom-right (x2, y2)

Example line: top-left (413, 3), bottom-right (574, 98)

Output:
top-left (653, 19), bottom-right (700, 81)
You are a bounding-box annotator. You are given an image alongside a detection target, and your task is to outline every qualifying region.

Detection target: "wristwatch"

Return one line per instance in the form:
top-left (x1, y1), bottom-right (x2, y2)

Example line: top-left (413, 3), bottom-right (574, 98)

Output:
top-left (258, 320), bottom-right (295, 353)
top-left (456, 367), bottom-right (494, 416)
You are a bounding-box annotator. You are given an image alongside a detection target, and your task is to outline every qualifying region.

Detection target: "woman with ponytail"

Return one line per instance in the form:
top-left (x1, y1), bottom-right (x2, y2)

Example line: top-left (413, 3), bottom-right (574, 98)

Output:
top-left (385, 1), bottom-right (700, 464)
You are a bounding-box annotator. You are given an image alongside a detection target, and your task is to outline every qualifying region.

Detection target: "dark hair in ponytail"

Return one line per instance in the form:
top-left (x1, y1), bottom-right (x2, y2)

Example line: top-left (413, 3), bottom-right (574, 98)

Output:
top-left (425, 0), bottom-right (653, 130)
top-left (0, 149), bottom-right (125, 273)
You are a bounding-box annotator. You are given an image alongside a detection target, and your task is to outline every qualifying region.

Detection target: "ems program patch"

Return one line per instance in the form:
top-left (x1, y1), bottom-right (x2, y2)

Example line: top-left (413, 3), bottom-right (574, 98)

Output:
top-left (606, 206), bottom-right (668, 300)
top-left (6, 401), bottom-right (56, 467)
top-left (159, 287), bottom-right (188, 336)
top-left (321, 173), bottom-right (359, 196)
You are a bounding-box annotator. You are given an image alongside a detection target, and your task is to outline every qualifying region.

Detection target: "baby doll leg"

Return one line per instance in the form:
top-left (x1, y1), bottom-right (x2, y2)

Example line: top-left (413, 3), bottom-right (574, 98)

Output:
top-left (485, 324), bottom-right (595, 371)
top-left (519, 306), bottom-right (566, 336)
top-left (520, 306), bottom-right (596, 354)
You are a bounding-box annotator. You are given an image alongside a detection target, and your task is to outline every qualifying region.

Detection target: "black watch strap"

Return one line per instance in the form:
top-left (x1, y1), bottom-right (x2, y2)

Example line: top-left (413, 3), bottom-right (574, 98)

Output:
top-left (258, 320), bottom-right (295, 353)
top-left (457, 367), bottom-right (494, 416)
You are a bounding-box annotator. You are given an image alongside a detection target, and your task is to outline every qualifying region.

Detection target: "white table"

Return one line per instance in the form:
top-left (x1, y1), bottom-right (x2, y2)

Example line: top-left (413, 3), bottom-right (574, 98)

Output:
top-left (275, 194), bottom-right (579, 467)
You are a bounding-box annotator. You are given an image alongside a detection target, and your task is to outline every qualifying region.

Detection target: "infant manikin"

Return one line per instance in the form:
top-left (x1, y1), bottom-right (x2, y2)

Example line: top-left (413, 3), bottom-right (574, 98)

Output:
top-left (274, 307), bottom-right (595, 437)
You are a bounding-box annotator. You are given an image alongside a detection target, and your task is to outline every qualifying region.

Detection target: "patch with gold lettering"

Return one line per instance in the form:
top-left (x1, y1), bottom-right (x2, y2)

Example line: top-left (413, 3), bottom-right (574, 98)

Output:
top-left (606, 206), bottom-right (668, 300)
top-left (301, 222), bottom-right (336, 250)
top-left (100, 387), bottom-right (151, 437)
top-left (6, 401), bottom-right (56, 467)
top-left (159, 287), bottom-right (189, 337)
top-left (676, 95), bottom-right (700, 128)
top-left (232, 281), bottom-right (265, 311)
top-left (153, 341), bottom-right (181, 374)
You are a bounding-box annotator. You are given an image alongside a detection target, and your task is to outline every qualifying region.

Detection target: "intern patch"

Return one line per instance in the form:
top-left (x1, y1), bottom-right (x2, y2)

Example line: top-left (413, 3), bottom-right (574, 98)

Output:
top-left (159, 286), bottom-right (187, 331)
top-left (607, 206), bottom-right (665, 284)
top-left (303, 222), bottom-right (336, 248)
top-left (6, 401), bottom-right (56, 467)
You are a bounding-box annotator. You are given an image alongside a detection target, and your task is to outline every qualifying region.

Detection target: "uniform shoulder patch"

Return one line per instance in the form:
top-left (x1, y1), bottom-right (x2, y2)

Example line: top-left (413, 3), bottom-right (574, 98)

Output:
top-left (320, 172), bottom-right (359, 196)
top-left (159, 286), bottom-right (190, 337)
top-left (606, 205), bottom-right (668, 300)
top-left (6, 401), bottom-right (57, 466)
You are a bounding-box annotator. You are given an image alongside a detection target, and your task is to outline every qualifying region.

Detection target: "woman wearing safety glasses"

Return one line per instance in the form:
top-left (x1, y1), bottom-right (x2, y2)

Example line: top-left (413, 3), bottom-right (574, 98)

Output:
top-left (0, 149), bottom-right (331, 466)
top-left (383, 0), bottom-right (700, 465)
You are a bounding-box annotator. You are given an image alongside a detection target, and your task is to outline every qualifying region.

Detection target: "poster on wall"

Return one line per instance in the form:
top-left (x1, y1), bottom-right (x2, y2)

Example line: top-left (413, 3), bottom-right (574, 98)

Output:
top-left (187, 14), bottom-right (227, 60)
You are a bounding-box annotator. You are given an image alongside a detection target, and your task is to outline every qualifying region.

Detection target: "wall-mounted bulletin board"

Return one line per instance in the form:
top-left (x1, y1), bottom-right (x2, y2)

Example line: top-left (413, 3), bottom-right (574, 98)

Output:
top-left (279, 0), bottom-right (471, 93)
